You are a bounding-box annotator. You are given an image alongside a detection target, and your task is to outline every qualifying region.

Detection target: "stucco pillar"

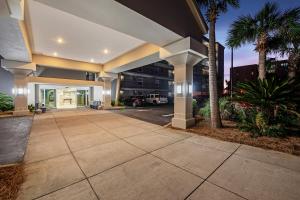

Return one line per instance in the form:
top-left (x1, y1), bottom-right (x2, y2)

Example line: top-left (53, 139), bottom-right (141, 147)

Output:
top-left (115, 73), bottom-right (121, 105)
top-left (99, 72), bottom-right (117, 109)
top-left (165, 52), bottom-right (203, 129)
top-left (11, 69), bottom-right (31, 116)
top-left (103, 78), bottom-right (112, 109)
top-left (34, 84), bottom-right (39, 105)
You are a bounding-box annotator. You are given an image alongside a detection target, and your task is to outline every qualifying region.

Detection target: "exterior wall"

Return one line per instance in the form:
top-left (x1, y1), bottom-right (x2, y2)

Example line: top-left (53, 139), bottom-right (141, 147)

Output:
top-left (228, 59), bottom-right (289, 90)
top-left (0, 66), bottom-right (14, 96)
top-left (120, 61), bottom-right (174, 99)
top-left (93, 86), bottom-right (103, 102)
top-left (38, 67), bottom-right (95, 81)
top-left (193, 63), bottom-right (209, 100)
top-left (27, 83), bottom-right (35, 105)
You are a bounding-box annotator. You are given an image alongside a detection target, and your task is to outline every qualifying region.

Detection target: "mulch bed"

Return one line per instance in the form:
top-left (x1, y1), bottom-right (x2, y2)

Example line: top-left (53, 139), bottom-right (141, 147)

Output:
top-left (186, 119), bottom-right (300, 155)
top-left (0, 164), bottom-right (24, 200)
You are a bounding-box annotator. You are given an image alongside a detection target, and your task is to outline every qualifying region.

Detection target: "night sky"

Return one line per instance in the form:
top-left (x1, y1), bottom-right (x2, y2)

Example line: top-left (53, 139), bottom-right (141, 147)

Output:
top-left (201, 0), bottom-right (300, 83)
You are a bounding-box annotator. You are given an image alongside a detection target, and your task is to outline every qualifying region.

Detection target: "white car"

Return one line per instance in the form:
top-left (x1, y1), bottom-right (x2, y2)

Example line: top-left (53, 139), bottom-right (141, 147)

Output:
top-left (146, 94), bottom-right (168, 105)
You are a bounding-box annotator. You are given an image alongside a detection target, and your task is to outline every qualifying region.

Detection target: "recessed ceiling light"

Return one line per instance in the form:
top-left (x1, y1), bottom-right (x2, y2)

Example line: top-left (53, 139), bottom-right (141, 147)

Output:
top-left (57, 38), bottom-right (64, 44)
top-left (90, 58), bottom-right (94, 63)
top-left (53, 52), bottom-right (58, 56)
top-left (103, 49), bottom-right (109, 54)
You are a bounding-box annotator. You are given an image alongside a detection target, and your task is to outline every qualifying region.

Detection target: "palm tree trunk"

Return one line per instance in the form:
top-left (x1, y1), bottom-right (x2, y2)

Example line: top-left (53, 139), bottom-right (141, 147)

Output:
top-left (208, 20), bottom-right (222, 128)
top-left (258, 50), bottom-right (266, 80)
top-left (288, 54), bottom-right (296, 79)
top-left (258, 34), bottom-right (267, 80)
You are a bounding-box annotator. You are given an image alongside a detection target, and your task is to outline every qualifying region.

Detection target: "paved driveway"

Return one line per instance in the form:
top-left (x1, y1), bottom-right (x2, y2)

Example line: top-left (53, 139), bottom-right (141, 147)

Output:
top-left (17, 109), bottom-right (300, 200)
top-left (113, 104), bottom-right (173, 126)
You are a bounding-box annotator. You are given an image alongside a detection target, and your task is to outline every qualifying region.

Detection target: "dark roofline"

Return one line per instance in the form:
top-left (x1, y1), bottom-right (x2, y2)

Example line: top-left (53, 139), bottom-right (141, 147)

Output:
top-left (189, 0), bottom-right (208, 34)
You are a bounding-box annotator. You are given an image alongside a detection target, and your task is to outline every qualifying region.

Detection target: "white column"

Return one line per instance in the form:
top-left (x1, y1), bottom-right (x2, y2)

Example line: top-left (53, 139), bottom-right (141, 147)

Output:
top-left (99, 72), bottom-right (118, 109)
top-left (165, 52), bottom-right (203, 129)
top-left (102, 78), bottom-right (112, 108)
top-left (34, 84), bottom-right (39, 106)
top-left (115, 73), bottom-right (121, 105)
top-left (11, 70), bottom-right (31, 116)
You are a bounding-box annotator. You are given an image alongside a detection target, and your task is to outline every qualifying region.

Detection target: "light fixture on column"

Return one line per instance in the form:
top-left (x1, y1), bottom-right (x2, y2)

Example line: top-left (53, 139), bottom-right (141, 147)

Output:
top-left (105, 90), bottom-right (111, 95)
top-left (18, 88), bottom-right (24, 95)
top-left (175, 83), bottom-right (182, 94)
top-left (188, 83), bottom-right (193, 95)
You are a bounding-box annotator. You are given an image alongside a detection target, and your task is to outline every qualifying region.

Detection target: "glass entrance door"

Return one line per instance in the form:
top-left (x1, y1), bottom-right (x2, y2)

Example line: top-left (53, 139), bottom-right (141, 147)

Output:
top-left (45, 89), bottom-right (56, 108)
top-left (77, 90), bottom-right (88, 107)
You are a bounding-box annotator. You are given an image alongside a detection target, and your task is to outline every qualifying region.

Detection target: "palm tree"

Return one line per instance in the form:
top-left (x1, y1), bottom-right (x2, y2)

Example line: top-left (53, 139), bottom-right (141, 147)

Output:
top-left (197, 0), bottom-right (239, 128)
top-left (227, 2), bottom-right (282, 80)
top-left (271, 8), bottom-right (300, 78)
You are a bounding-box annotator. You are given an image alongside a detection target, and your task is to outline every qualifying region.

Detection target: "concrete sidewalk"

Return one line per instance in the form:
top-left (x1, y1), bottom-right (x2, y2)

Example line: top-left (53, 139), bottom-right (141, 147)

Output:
top-left (17, 110), bottom-right (300, 200)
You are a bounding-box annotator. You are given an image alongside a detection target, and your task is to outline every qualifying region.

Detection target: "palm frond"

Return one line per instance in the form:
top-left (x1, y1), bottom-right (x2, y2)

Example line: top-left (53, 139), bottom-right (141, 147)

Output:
top-left (226, 15), bottom-right (257, 48)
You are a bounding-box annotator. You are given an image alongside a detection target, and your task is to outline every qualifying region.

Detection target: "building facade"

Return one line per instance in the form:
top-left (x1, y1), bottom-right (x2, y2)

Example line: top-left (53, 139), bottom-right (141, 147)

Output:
top-left (118, 42), bottom-right (225, 103)
top-left (119, 61), bottom-right (174, 99)
top-left (227, 59), bottom-right (290, 92)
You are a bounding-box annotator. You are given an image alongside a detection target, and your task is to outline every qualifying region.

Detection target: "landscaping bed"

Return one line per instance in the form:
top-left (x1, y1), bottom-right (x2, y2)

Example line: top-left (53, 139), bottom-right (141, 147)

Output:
top-left (0, 164), bottom-right (24, 200)
top-left (187, 119), bottom-right (300, 155)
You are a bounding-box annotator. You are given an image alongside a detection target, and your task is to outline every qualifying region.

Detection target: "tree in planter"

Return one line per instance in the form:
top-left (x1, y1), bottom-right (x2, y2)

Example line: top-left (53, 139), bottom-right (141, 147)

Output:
top-left (197, 0), bottom-right (239, 128)
top-left (227, 2), bottom-right (300, 80)
top-left (234, 77), bottom-right (300, 136)
top-left (0, 92), bottom-right (14, 112)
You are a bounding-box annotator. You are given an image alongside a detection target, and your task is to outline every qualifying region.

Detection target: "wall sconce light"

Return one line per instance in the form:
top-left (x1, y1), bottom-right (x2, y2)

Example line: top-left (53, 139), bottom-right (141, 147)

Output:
top-left (105, 90), bottom-right (111, 95)
top-left (188, 83), bottom-right (193, 94)
top-left (176, 83), bottom-right (182, 94)
top-left (18, 88), bottom-right (24, 95)
top-left (120, 75), bottom-right (124, 80)
top-left (12, 87), bottom-right (29, 95)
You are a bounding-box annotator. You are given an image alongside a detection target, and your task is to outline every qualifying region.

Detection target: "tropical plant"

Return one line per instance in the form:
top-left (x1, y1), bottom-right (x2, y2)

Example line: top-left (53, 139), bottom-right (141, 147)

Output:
top-left (199, 97), bottom-right (233, 120)
top-left (227, 2), bottom-right (300, 80)
top-left (28, 104), bottom-right (35, 112)
top-left (111, 100), bottom-right (115, 106)
top-left (197, 0), bottom-right (239, 128)
top-left (234, 76), bottom-right (300, 136)
top-left (192, 99), bottom-right (198, 117)
top-left (270, 8), bottom-right (300, 78)
top-left (0, 92), bottom-right (14, 112)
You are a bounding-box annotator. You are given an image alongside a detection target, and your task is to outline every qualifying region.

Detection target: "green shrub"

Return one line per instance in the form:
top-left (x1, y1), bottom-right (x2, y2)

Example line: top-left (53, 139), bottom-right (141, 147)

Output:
top-left (0, 92), bottom-right (14, 112)
top-left (199, 100), bottom-right (210, 119)
top-left (192, 99), bottom-right (198, 117)
top-left (199, 97), bottom-right (233, 120)
top-left (111, 100), bottom-right (115, 106)
top-left (28, 104), bottom-right (35, 112)
top-left (234, 76), bottom-right (300, 137)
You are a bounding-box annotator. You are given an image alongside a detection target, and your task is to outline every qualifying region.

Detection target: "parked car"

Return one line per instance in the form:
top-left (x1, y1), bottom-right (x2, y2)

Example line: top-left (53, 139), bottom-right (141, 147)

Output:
top-left (123, 96), bottom-right (145, 107)
top-left (145, 94), bottom-right (168, 105)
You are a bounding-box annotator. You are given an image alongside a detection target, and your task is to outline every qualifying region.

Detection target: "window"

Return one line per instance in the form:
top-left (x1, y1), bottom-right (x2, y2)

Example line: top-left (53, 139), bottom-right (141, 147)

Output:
top-left (168, 70), bottom-right (173, 77)
top-left (137, 77), bottom-right (143, 86)
top-left (155, 79), bottom-right (160, 88)
top-left (137, 67), bottom-right (143, 72)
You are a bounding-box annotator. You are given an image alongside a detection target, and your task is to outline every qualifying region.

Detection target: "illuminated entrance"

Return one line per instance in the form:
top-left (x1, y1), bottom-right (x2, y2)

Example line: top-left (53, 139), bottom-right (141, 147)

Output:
top-left (38, 85), bottom-right (90, 109)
